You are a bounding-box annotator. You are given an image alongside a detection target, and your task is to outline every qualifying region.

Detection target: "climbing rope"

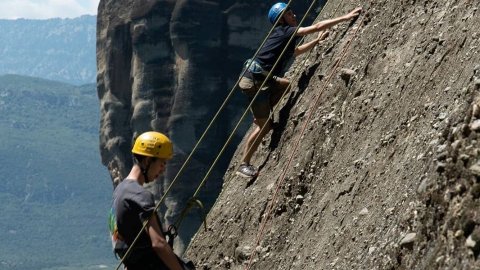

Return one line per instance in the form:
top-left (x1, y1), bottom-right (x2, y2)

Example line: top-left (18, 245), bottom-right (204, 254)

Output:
top-left (173, 0), bottom-right (328, 232)
top-left (174, 0), bottom-right (342, 245)
top-left (244, 4), bottom-right (370, 270)
top-left (114, 1), bottom-right (297, 269)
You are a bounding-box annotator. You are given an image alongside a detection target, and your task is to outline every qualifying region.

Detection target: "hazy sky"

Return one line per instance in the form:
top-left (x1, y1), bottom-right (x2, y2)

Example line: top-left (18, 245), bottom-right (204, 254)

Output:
top-left (0, 0), bottom-right (100, 19)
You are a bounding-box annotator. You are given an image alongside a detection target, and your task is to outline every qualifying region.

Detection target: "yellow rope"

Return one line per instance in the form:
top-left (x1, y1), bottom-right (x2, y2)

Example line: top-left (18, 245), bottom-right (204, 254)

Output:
top-left (176, 0), bottom-right (329, 246)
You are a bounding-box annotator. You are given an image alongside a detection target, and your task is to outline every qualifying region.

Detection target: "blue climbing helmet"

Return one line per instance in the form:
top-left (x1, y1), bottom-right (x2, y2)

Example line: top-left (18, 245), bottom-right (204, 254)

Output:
top-left (268, 2), bottom-right (288, 24)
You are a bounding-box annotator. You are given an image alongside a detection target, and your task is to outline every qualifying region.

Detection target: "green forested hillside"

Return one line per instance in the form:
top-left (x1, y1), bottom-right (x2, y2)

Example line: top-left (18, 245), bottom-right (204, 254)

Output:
top-left (0, 75), bottom-right (116, 269)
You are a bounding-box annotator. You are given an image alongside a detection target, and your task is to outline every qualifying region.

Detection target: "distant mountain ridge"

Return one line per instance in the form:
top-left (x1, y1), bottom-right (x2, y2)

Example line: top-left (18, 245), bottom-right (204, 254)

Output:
top-left (0, 15), bottom-right (96, 85)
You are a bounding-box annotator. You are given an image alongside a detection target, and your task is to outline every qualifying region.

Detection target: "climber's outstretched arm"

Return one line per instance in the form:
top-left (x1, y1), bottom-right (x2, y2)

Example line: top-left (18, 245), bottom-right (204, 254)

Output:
top-left (296, 7), bottom-right (362, 36)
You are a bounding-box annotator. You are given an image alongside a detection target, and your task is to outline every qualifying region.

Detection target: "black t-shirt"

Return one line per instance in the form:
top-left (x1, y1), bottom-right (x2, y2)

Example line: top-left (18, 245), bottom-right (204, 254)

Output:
top-left (113, 179), bottom-right (156, 247)
top-left (255, 25), bottom-right (299, 76)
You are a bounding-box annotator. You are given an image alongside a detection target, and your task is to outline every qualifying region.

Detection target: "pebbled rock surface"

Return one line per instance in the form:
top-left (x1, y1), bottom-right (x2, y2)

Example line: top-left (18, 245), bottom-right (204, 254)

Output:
top-left (186, 0), bottom-right (480, 269)
top-left (96, 0), bottom-right (316, 248)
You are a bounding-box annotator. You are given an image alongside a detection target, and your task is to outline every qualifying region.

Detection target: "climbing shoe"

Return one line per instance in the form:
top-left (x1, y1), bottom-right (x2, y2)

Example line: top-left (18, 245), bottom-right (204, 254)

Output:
top-left (236, 163), bottom-right (258, 178)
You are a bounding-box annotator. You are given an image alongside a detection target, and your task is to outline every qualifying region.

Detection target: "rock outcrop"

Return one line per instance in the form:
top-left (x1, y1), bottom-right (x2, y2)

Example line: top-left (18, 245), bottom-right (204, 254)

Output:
top-left (185, 0), bottom-right (480, 269)
top-left (97, 0), bottom-right (316, 247)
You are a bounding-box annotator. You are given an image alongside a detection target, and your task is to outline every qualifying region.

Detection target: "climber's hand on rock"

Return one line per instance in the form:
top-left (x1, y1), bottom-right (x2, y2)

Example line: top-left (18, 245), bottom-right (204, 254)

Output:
top-left (318, 31), bottom-right (329, 41)
top-left (347, 7), bottom-right (363, 19)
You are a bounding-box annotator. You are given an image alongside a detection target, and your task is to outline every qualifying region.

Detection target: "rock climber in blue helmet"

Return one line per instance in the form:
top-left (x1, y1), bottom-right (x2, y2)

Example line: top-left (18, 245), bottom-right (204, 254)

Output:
top-left (237, 3), bottom-right (362, 178)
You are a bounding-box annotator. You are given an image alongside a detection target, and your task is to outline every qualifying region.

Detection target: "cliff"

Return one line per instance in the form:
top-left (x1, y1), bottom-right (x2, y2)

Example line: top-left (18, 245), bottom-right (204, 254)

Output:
top-left (97, 0), bottom-right (317, 248)
top-left (185, 0), bottom-right (480, 269)
top-left (97, 0), bottom-right (480, 268)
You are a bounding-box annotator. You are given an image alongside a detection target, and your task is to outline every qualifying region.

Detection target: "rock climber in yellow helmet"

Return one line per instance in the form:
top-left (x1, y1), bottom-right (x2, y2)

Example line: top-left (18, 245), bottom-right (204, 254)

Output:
top-left (113, 131), bottom-right (186, 270)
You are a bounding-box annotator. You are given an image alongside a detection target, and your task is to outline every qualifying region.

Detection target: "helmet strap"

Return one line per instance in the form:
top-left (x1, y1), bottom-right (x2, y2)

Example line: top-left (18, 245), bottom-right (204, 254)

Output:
top-left (141, 160), bottom-right (152, 183)
top-left (133, 155), bottom-right (152, 183)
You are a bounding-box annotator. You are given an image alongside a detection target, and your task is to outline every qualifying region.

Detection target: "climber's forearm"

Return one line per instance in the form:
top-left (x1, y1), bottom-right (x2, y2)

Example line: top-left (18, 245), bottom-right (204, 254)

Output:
top-left (295, 38), bottom-right (320, 56)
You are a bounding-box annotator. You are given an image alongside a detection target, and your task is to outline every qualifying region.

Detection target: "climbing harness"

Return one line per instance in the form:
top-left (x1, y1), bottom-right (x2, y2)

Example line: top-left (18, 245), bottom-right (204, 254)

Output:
top-left (110, 213), bottom-right (180, 260)
top-left (244, 58), bottom-right (270, 77)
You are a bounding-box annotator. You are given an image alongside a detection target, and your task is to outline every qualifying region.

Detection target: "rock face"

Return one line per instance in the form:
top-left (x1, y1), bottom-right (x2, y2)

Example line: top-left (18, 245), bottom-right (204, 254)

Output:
top-left (185, 0), bottom-right (480, 269)
top-left (97, 0), bottom-right (316, 247)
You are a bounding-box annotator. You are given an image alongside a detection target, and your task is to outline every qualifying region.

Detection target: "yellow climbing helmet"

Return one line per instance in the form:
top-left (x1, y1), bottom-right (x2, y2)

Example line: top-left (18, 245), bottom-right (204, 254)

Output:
top-left (132, 131), bottom-right (173, 159)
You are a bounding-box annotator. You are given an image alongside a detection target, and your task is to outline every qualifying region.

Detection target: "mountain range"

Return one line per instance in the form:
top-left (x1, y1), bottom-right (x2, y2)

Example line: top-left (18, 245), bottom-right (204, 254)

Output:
top-left (0, 15), bottom-right (96, 85)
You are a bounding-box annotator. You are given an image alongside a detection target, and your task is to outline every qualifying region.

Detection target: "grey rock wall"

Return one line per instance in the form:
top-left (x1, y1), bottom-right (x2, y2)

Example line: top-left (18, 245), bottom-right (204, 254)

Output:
top-left (97, 0), bottom-right (317, 247)
top-left (186, 0), bottom-right (480, 269)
